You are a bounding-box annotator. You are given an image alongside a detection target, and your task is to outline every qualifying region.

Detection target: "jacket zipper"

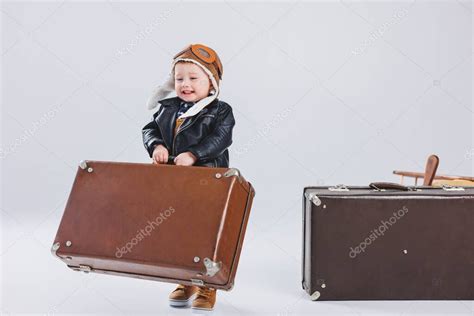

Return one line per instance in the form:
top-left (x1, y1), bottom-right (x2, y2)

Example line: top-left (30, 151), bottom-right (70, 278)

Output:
top-left (172, 111), bottom-right (206, 156)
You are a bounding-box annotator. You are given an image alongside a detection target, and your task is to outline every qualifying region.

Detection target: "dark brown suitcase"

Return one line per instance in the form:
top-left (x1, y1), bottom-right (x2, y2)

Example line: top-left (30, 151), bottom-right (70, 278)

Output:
top-left (302, 183), bottom-right (474, 300)
top-left (52, 160), bottom-right (255, 290)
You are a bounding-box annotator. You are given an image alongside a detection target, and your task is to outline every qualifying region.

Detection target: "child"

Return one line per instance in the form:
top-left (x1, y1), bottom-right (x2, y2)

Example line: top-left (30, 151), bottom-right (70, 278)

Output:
top-left (141, 44), bottom-right (235, 311)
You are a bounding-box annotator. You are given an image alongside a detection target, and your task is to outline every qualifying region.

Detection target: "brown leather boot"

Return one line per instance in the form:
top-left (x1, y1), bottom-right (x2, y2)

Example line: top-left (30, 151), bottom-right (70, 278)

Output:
top-left (191, 287), bottom-right (217, 311)
top-left (169, 284), bottom-right (198, 307)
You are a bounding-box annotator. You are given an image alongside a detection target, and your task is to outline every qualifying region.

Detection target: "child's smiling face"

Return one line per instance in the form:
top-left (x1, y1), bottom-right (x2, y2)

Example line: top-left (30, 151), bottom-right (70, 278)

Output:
top-left (174, 62), bottom-right (212, 103)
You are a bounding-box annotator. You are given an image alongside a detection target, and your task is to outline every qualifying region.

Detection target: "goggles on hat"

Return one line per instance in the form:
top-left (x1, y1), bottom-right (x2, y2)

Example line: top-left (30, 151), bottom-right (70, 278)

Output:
top-left (173, 44), bottom-right (223, 80)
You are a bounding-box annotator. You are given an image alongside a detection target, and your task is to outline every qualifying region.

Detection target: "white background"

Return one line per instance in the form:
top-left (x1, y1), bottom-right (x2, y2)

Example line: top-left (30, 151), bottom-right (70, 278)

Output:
top-left (1, 0), bottom-right (473, 315)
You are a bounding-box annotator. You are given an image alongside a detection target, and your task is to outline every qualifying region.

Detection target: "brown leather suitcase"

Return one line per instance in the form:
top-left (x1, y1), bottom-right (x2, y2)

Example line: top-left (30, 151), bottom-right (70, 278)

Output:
top-left (52, 160), bottom-right (255, 290)
top-left (302, 183), bottom-right (474, 300)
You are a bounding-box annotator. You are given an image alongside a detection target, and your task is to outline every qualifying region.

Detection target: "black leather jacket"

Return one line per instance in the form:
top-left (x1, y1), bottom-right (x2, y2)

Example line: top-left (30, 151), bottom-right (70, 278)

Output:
top-left (142, 97), bottom-right (235, 168)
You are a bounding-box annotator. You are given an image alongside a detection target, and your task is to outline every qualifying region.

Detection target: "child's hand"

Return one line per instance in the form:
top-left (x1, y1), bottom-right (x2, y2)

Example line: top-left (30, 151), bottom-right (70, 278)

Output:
top-left (152, 144), bottom-right (169, 164)
top-left (174, 152), bottom-right (197, 166)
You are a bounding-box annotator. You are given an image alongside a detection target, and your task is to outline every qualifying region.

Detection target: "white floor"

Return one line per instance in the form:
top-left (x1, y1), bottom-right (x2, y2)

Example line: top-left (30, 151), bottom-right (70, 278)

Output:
top-left (1, 199), bottom-right (473, 316)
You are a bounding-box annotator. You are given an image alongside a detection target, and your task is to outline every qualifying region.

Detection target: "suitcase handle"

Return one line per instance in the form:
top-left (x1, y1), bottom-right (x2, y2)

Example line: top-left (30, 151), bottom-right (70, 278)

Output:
top-left (369, 182), bottom-right (412, 191)
top-left (152, 156), bottom-right (176, 165)
top-left (167, 155), bottom-right (176, 165)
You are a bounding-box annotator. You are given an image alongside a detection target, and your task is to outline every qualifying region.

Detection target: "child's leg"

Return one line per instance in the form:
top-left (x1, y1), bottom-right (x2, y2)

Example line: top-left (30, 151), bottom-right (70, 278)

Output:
top-left (169, 284), bottom-right (198, 307)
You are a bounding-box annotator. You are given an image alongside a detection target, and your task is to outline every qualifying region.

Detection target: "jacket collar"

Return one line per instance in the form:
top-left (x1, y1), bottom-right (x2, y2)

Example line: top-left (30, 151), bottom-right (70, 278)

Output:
top-left (158, 96), bottom-right (180, 107)
top-left (159, 97), bottom-right (218, 113)
top-left (159, 96), bottom-right (219, 119)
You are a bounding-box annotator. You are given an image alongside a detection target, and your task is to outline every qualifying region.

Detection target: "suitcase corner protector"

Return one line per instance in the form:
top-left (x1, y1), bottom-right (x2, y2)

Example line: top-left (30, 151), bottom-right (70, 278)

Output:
top-left (310, 290), bottom-right (321, 301)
